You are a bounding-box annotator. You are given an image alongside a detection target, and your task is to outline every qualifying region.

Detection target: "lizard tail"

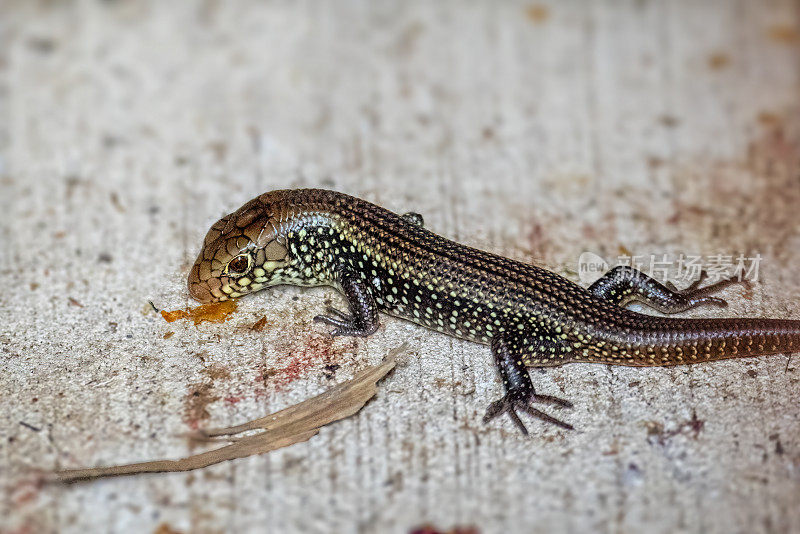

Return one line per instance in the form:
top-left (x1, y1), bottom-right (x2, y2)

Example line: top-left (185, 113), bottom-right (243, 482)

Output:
top-left (593, 316), bottom-right (800, 366)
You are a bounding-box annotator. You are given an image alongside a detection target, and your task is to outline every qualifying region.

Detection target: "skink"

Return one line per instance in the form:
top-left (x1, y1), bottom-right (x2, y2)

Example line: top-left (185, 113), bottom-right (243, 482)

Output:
top-left (188, 189), bottom-right (799, 433)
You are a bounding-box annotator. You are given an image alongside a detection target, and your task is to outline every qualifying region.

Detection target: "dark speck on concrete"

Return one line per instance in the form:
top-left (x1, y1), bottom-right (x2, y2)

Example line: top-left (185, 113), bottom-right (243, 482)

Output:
top-left (769, 433), bottom-right (784, 455)
top-left (323, 363), bottom-right (340, 379)
top-left (27, 37), bottom-right (56, 54)
top-left (102, 135), bottom-right (122, 148)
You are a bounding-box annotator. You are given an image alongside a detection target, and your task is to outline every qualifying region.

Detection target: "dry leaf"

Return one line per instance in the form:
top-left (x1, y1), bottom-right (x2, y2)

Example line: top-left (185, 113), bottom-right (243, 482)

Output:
top-left (54, 343), bottom-right (408, 482)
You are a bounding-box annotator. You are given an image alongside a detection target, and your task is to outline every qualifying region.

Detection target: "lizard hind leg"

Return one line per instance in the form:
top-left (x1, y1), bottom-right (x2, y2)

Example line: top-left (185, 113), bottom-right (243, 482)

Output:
top-left (483, 331), bottom-right (573, 435)
top-left (588, 265), bottom-right (746, 314)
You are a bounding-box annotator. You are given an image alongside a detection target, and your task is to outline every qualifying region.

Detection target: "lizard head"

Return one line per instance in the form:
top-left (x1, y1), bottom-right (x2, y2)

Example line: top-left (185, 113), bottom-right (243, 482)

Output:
top-left (188, 193), bottom-right (293, 303)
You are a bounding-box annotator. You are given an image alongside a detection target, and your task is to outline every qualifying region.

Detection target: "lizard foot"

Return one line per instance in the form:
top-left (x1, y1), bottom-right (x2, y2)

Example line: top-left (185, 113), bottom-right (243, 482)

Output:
top-left (313, 307), bottom-right (376, 337)
top-left (483, 392), bottom-right (573, 435)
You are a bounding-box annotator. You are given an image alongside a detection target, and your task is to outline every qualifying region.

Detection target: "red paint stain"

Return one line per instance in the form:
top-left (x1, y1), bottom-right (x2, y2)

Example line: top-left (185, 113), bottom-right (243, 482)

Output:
top-left (9, 476), bottom-right (43, 508)
top-left (255, 333), bottom-right (353, 391)
top-left (182, 383), bottom-right (220, 430)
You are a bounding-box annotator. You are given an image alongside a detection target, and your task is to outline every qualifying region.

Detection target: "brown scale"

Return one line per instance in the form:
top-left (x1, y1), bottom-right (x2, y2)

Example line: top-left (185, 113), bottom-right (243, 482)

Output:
top-left (188, 189), bottom-right (800, 434)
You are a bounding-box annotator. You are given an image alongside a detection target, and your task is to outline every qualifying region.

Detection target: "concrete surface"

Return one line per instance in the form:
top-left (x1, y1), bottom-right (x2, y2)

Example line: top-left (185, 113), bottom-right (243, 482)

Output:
top-left (2, 1), bottom-right (799, 533)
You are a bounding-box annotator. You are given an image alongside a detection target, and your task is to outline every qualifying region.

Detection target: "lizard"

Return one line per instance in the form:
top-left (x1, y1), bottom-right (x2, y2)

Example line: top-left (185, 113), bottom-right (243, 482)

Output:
top-left (187, 189), bottom-right (799, 433)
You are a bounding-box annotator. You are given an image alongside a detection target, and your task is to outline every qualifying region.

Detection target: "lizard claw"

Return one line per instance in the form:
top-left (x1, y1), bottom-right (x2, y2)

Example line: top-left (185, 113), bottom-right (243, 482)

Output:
top-left (322, 306), bottom-right (352, 321)
top-left (663, 270), bottom-right (748, 311)
top-left (313, 307), bottom-right (354, 337)
top-left (313, 306), bottom-right (377, 337)
top-left (483, 393), bottom-right (574, 435)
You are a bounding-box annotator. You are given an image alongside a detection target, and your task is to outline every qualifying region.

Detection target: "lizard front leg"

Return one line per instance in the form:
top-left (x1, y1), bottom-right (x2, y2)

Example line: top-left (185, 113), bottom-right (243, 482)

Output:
top-left (314, 268), bottom-right (380, 337)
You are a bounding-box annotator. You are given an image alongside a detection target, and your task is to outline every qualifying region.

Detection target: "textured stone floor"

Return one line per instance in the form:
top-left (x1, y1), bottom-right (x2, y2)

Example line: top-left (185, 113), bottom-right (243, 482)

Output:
top-left (1, 1), bottom-right (799, 533)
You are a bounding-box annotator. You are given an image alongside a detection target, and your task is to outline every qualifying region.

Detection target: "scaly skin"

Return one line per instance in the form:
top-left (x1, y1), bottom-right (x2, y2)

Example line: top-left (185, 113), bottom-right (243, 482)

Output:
top-left (188, 189), bottom-right (799, 433)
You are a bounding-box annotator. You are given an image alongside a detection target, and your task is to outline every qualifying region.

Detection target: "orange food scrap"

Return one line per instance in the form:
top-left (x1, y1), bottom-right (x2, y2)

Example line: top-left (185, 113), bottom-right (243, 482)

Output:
top-left (525, 5), bottom-right (549, 24)
top-left (161, 309), bottom-right (189, 322)
top-left (708, 52), bottom-right (730, 70)
top-left (768, 25), bottom-right (799, 44)
top-left (153, 523), bottom-right (184, 534)
top-left (251, 316), bottom-right (268, 331)
top-left (160, 300), bottom-right (238, 325)
top-left (757, 111), bottom-right (781, 126)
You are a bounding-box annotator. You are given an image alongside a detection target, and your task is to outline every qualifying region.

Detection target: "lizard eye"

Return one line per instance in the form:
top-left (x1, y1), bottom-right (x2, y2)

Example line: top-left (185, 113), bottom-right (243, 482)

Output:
top-left (226, 254), bottom-right (251, 275)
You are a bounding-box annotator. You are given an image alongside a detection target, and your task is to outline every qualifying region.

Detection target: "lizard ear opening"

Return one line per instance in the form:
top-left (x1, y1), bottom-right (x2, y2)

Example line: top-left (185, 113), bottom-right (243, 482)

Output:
top-left (264, 240), bottom-right (288, 261)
